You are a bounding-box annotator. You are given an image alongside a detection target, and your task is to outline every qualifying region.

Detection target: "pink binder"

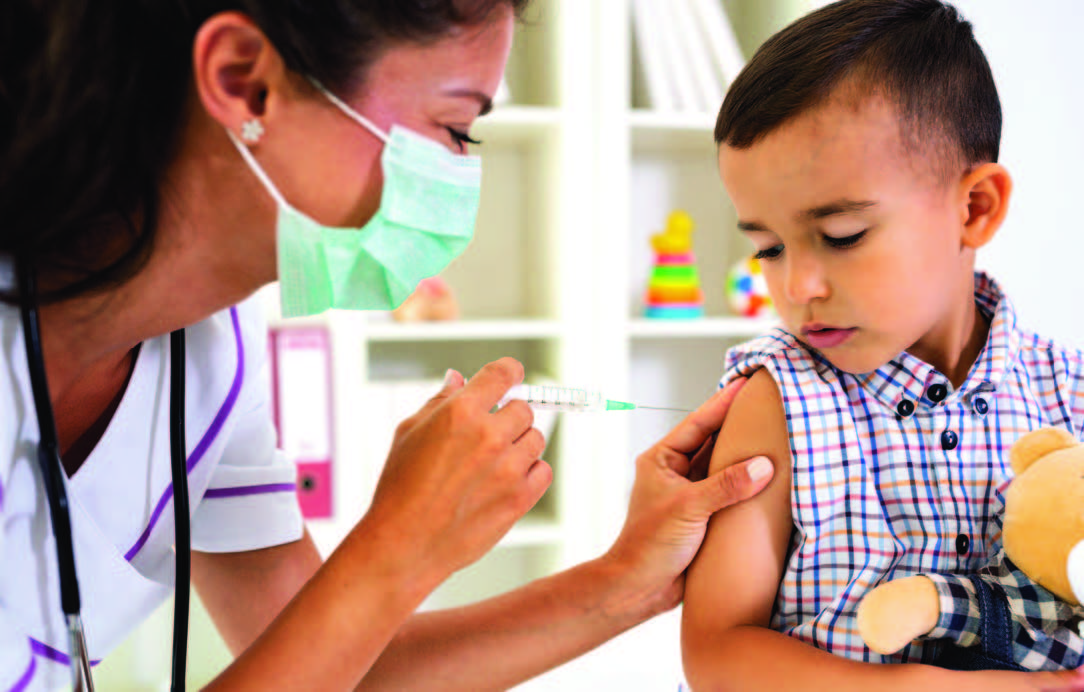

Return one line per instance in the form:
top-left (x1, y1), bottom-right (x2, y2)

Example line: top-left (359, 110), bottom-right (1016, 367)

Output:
top-left (269, 327), bottom-right (334, 519)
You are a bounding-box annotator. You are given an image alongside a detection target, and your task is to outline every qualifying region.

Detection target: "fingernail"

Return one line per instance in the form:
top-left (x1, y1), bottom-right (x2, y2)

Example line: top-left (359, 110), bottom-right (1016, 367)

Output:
top-left (747, 456), bottom-right (773, 482)
top-left (717, 378), bottom-right (747, 397)
top-left (443, 369), bottom-right (457, 387)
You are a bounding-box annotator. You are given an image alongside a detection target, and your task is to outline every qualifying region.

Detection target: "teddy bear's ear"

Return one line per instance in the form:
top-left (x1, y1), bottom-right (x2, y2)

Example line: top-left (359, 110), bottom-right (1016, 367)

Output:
top-left (1010, 427), bottom-right (1078, 475)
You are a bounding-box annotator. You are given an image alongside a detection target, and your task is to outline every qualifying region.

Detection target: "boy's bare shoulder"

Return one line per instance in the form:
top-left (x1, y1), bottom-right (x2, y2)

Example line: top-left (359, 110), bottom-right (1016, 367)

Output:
top-left (709, 367), bottom-right (791, 478)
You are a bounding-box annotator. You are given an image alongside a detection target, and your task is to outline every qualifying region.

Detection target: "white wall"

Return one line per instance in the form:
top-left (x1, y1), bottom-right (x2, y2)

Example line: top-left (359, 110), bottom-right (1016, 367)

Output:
top-left (952, 0), bottom-right (1084, 348)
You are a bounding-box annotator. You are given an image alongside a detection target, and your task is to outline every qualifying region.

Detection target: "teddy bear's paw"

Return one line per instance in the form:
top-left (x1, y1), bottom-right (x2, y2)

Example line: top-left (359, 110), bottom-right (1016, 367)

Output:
top-left (857, 576), bottom-right (942, 655)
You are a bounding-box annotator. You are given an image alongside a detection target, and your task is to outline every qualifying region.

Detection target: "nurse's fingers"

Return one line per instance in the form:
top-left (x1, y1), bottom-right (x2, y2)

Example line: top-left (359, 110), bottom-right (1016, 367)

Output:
top-left (459, 357), bottom-right (525, 410)
top-left (395, 369), bottom-right (465, 434)
top-left (511, 427), bottom-right (547, 466)
top-left (521, 459), bottom-right (554, 509)
top-left (655, 378), bottom-right (747, 461)
top-left (493, 398), bottom-right (535, 443)
top-left (686, 432), bottom-right (720, 483)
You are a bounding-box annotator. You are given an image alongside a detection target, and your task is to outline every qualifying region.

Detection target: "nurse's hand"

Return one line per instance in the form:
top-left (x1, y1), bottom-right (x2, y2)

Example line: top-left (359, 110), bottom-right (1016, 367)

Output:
top-left (599, 378), bottom-right (774, 618)
top-left (365, 358), bottom-right (551, 584)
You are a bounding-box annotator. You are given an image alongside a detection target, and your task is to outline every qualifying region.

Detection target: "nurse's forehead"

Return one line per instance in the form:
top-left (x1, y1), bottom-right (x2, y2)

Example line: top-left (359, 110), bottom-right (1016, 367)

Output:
top-left (360, 11), bottom-right (514, 93)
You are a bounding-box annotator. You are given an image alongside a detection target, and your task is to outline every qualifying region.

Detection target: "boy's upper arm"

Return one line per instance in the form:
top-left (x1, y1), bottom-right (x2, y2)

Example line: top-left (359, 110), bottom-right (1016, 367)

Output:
top-left (682, 368), bottom-right (794, 649)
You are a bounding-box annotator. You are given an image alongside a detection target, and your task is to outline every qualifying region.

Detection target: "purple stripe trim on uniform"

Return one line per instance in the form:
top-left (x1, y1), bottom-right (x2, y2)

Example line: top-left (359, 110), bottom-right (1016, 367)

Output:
top-left (124, 307), bottom-right (245, 562)
top-left (204, 483), bottom-right (297, 499)
top-left (11, 651), bottom-right (35, 692)
top-left (0, 475), bottom-right (4, 514)
top-left (29, 638), bottom-right (102, 666)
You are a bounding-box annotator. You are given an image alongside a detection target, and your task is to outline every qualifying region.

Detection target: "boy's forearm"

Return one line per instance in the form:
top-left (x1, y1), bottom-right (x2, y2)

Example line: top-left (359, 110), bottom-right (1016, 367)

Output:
top-left (685, 626), bottom-right (962, 692)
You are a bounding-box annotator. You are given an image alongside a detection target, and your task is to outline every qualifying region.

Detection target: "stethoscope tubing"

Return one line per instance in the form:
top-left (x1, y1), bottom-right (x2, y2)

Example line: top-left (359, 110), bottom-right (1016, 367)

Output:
top-left (169, 328), bottom-right (189, 690)
top-left (16, 259), bottom-right (190, 691)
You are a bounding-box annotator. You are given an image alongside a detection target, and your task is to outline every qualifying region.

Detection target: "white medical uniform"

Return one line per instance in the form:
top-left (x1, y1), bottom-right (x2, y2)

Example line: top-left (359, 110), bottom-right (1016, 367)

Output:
top-left (0, 262), bottom-right (304, 691)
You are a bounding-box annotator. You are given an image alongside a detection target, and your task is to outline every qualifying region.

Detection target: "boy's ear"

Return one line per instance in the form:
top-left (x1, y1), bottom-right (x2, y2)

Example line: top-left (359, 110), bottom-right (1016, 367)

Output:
top-left (958, 163), bottom-right (1013, 250)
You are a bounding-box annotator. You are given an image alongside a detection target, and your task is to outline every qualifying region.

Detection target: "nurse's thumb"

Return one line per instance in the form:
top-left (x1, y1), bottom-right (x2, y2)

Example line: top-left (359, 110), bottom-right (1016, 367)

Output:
top-left (690, 456), bottom-right (774, 517)
top-left (440, 368), bottom-right (465, 393)
top-left (428, 369), bottom-right (464, 406)
top-left (407, 370), bottom-right (465, 425)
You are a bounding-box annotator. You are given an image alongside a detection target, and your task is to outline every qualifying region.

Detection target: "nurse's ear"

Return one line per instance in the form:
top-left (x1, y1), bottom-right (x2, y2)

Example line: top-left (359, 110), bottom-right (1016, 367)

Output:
top-left (192, 12), bottom-right (285, 138)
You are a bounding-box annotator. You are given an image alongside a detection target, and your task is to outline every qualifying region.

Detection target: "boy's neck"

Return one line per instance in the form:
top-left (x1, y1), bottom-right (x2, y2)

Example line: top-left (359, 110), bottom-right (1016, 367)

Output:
top-left (906, 275), bottom-right (991, 389)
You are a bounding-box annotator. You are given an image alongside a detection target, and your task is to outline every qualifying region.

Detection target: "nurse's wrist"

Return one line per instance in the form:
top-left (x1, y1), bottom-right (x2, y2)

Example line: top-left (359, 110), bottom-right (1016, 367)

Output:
top-left (581, 554), bottom-right (677, 629)
top-left (337, 512), bottom-right (450, 607)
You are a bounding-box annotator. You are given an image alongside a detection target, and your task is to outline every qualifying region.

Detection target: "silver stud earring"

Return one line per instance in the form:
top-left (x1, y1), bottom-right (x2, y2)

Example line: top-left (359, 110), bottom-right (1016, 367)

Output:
top-left (240, 119), bottom-right (265, 143)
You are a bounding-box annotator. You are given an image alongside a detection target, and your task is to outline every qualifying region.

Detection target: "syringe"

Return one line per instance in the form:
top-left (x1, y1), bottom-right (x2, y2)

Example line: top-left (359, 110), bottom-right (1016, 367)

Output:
top-left (498, 384), bottom-right (690, 413)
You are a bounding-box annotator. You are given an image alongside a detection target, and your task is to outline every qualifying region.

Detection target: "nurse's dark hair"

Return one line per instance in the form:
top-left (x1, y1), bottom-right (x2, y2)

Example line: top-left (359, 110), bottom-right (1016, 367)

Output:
top-left (715, 0), bottom-right (1000, 177)
top-left (0, 0), bottom-right (528, 305)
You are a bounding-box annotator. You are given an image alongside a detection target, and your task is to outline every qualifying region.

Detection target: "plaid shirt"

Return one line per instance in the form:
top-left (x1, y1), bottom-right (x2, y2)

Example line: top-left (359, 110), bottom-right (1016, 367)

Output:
top-left (925, 503), bottom-right (1084, 670)
top-left (720, 272), bottom-right (1084, 664)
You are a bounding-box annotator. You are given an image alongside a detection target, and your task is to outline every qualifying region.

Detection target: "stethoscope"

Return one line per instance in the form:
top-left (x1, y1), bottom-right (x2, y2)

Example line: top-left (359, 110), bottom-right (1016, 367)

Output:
top-left (17, 260), bottom-right (190, 692)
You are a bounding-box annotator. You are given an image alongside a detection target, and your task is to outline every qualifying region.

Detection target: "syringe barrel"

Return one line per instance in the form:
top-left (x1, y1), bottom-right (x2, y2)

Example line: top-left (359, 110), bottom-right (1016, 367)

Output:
top-left (498, 384), bottom-right (606, 412)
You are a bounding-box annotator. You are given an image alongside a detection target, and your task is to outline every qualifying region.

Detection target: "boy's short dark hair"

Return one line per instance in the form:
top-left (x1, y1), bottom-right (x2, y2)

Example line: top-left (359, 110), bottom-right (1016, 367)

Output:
top-left (715, 0), bottom-right (1001, 176)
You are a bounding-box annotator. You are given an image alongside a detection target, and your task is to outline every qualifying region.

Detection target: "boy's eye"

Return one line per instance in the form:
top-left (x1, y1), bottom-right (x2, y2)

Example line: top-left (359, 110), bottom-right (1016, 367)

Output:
top-left (753, 245), bottom-right (783, 261)
top-left (446, 127), bottom-right (483, 151)
top-left (823, 229), bottom-right (868, 249)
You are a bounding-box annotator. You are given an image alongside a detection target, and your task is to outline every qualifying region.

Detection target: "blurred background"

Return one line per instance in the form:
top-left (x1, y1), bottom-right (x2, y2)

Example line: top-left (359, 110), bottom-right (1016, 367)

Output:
top-left (94, 1), bottom-right (1084, 689)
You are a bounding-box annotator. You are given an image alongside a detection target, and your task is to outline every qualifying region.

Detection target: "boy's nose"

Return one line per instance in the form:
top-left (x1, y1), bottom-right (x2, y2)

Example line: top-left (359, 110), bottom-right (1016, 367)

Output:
top-left (783, 255), bottom-right (830, 305)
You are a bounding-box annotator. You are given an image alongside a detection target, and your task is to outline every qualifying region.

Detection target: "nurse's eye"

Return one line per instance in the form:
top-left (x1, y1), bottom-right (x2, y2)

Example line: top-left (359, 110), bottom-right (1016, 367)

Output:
top-left (753, 244), bottom-right (783, 261)
top-left (447, 127), bottom-right (482, 152)
top-left (824, 229), bottom-right (867, 250)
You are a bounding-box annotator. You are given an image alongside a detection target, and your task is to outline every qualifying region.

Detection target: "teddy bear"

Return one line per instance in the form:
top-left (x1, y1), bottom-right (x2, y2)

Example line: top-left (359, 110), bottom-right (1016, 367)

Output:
top-left (856, 427), bottom-right (1084, 671)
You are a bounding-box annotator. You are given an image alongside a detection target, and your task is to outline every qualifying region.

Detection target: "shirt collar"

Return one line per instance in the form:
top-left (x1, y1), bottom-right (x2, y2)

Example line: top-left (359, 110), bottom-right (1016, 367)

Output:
top-left (853, 271), bottom-right (1019, 414)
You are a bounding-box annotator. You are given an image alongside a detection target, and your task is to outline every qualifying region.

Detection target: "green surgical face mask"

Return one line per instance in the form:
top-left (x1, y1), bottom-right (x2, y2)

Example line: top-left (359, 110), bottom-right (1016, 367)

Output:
top-left (228, 81), bottom-right (482, 318)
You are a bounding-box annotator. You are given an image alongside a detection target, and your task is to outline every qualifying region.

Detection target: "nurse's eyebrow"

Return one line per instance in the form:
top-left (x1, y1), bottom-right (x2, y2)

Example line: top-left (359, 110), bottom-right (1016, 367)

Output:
top-left (444, 88), bottom-right (494, 117)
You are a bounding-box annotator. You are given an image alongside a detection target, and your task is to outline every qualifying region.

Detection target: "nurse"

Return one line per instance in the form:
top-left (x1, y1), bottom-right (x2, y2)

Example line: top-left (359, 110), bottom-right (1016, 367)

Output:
top-left (0, 1), bottom-right (774, 689)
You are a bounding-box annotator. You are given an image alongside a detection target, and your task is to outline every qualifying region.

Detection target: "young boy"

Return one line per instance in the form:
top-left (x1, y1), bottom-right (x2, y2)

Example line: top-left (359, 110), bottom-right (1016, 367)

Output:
top-left (682, 1), bottom-right (1084, 689)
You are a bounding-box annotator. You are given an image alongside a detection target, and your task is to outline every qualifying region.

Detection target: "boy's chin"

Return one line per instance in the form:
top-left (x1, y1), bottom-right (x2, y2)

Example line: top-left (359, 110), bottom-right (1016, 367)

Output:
top-left (807, 344), bottom-right (894, 376)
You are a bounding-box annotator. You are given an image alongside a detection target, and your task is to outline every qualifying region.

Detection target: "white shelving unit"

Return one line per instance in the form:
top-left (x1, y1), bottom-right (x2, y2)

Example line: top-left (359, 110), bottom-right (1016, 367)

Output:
top-left (95, 1), bottom-right (814, 690)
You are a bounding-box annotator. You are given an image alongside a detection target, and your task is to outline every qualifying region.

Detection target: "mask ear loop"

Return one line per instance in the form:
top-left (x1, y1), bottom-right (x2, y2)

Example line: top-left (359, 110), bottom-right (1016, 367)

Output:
top-left (225, 128), bottom-right (293, 212)
top-left (307, 77), bottom-right (390, 144)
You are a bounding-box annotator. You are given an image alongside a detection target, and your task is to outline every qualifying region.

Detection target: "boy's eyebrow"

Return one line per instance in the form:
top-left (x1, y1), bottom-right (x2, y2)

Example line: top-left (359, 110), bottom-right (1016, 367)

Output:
top-left (737, 220), bottom-right (768, 233)
top-left (800, 199), bottom-right (877, 220)
top-left (737, 199), bottom-right (878, 233)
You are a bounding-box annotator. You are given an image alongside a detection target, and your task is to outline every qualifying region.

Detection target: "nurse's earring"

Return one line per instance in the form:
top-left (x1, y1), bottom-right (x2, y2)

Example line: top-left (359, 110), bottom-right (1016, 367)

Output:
top-left (240, 118), bottom-right (265, 144)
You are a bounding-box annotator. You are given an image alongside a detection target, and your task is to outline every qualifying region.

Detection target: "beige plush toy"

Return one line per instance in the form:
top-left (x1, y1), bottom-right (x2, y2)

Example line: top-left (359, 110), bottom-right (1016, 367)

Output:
top-left (857, 427), bottom-right (1084, 670)
top-left (392, 276), bottom-right (460, 322)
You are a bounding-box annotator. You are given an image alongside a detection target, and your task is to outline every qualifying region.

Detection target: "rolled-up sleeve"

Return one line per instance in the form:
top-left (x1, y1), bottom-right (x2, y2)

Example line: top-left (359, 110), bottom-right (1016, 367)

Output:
top-left (191, 303), bottom-right (303, 554)
top-left (924, 573), bottom-right (982, 647)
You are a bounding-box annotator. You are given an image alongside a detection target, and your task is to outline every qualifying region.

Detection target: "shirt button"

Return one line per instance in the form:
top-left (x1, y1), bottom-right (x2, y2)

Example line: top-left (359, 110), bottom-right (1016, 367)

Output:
top-left (927, 383), bottom-right (948, 403)
top-left (956, 534), bottom-right (970, 556)
top-left (941, 430), bottom-right (959, 450)
top-left (973, 397), bottom-right (989, 416)
top-left (896, 399), bottom-right (915, 418)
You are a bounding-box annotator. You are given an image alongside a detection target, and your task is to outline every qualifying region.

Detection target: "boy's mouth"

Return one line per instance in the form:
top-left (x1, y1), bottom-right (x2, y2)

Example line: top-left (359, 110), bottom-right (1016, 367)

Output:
top-left (801, 324), bottom-right (857, 349)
